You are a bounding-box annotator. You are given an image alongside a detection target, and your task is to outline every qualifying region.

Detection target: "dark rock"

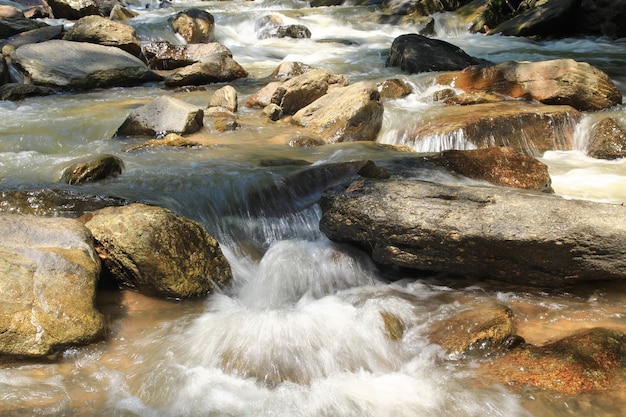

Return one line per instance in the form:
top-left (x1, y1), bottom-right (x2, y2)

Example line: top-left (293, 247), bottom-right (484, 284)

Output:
top-left (47, 0), bottom-right (100, 20)
top-left (386, 33), bottom-right (481, 74)
top-left (2, 24), bottom-right (64, 50)
top-left (587, 118), bottom-right (626, 160)
top-left (489, 0), bottom-right (580, 37)
top-left (320, 179), bottom-right (626, 287)
top-left (59, 154), bottom-right (124, 184)
top-left (275, 24), bottom-right (311, 39)
top-left (0, 17), bottom-right (48, 39)
top-left (0, 83), bottom-right (56, 100)
top-left (578, 0), bottom-right (626, 38)
top-left (142, 41), bottom-right (233, 70)
top-left (83, 203), bottom-right (233, 298)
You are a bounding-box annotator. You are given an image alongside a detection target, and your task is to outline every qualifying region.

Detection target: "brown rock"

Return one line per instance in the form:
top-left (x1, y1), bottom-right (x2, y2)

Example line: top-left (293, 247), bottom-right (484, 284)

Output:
top-left (169, 8), bottom-right (214, 43)
top-left (246, 81), bottom-right (282, 108)
top-left (587, 117), bottom-right (626, 160)
top-left (83, 203), bottom-right (233, 298)
top-left (0, 5), bottom-right (24, 18)
top-left (427, 146), bottom-right (553, 191)
top-left (123, 132), bottom-right (202, 152)
top-left (208, 85), bottom-right (238, 112)
top-left (405, 101), bottom-right (581, 156)
top-left (163, 54), bottom-right (248, 87)
top-left (47, 0), bottom-right (99, 20)
top-left (142, 41), bottom-right (233, 70)
top-left (485, 327), bottom-right (626, 394)
top-left (270, 61), bottom-right (314, 78)
top-left (437, 59), bottom-right (622, 111)
top-left (377, 78), bottom-right (412, 99)
top-left (62, 15), bottom-right (141, 57)
top-left (59, 154), bottom-right (124, 184)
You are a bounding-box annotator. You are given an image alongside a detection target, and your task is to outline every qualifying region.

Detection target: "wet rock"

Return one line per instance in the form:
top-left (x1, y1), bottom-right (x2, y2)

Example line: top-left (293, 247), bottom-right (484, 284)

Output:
top-left (319, 179), bottom-right (626, 287)
top-left (208, 85), bottom-right (238, 112)
top-left (0, 17), bottom-right (49, 39)
top-left (256, 14), bottom-right (311, 39)
top-left (587, 118), bottom-right (626, 160)
top-left (115, 95), bottom-right (204, 138)
top-left (429, 302), bottom-right (518, 357)
top-left (402, 101), bottom-right (581, 156)
top-left (123, 132), bottom-right (202, 151)
top-left (47, 0), bottom-right (100, 20)
top-left (270, 61), bottom-right (314, 78)
top-left (108, 3), bottom-right (138, 21)
top-left (62, 15), bottom-right (141, 57)
top-left (59, 154), bottom-right (124, 184)
top-left (10, 40), bottom-right (161, 89)
top-left (0, 83), bottom-right (56, 100)
top-left (263, 103), bottom-right (282, 121)
top-left (0, 189), bottom-right (130, 217)
top-left (83, 203), bottom-right (233, 298)
top-left (142, 41), bottom-right (233, 70)
top-left (276, 24), bottom-right (311, 39)
top-left (169, 8), bottom-right (214, 44)
top-left (291, 81), bottom-right (383, 143)
top-left (1, 25), bottom-right (64, 51)
top-left (246, 81), bottom-right (282, 108)
top-left (163, 53), bottom-right (248, 87)
top-left (386, 33), bottom-right (482, 74)
top-left (489, 0), bottom-right (580, 37)
top-left (486, 327), bottom-right (626, 394)
top-left (437, 59), bottom-right (622, 112)
top-left (0, 215), bottom-right (105, 357)
top-left (204, 106), bottom-right (239, 133)
top-left (270, 68), bottom-right (349, 115)
top-left (287, 134), bottom-right (326, 147)
top-left (426, 146), bottom-right (553, 191)
top-left (377, 78), bottom-right (412, 99)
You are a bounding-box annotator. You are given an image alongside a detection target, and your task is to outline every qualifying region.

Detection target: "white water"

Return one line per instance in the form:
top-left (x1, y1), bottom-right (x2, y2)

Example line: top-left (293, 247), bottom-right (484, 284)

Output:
top-left (1, 1), bottom-right (626, 416)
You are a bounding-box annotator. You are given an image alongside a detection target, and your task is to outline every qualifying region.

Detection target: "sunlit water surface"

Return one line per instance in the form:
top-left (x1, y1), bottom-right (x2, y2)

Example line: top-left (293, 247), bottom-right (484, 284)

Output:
top-left (1, 1), bottom-right (626, 416)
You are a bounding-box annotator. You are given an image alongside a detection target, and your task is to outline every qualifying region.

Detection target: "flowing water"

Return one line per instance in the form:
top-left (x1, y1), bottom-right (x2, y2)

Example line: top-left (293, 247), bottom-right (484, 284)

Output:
top-left (1, 1), bottom-right (626, 416)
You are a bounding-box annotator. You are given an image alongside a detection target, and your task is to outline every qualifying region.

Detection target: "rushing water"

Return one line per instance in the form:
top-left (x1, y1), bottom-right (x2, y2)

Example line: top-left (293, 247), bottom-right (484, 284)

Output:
top-left (1, 1), bottom-right (626, 416)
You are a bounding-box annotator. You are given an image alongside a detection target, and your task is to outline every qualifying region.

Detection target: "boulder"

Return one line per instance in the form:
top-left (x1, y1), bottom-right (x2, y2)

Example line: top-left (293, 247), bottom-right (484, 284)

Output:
top-left (0, 189), bottom-right (130, 217)
top-left (485, 327), bottom-right (626, 394)
top-left (47, 0), bottom-right (100, 19)
top-left (319, 179), bottom-right (626, 287)
top-left (0, 17), bottom-right (49, 39)
top-left (142, 41), bottom-right (233, 70)
top-left (163, 53), bottom-right (248, 87)
top-left (437, 59), bottom-right (622, 111)
top-left (169, 8), bottom-right (214, 43)
top-left (429, 302), bottom-right (520, 358)
top-left (62, 14), bottom-right (141, 57)
top-left (115, 95), bottom-right (204, 138)
top-left (58, 154), bottom-right (124, 184)
top-left (291, 81), bottom-right (384, 143)
top-left (0, 215), bottom-right (104, 356)
top-left (10, 40), bottom-right (161, 89)
top-left (386, 33), bottom-right (482, 74)
top-left (83, 203), bottom-right (233, 298)
top-left (208, 85), bottom-right (238, 112)
top-left (426, 146), bottom-right (553, 191)
top-left (270, 69), bottom-right (349, 115)
top-left (489, 0), bottom-right (580, 37)
top-left (587, 117), bottom-right (626, 160)
top-left (400, 101), bottom-right (581, 156)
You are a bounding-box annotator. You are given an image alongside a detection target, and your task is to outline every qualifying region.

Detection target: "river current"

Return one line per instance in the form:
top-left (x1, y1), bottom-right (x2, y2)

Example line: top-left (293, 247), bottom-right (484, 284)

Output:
top-left (1, 1), bottom-right (626, 416)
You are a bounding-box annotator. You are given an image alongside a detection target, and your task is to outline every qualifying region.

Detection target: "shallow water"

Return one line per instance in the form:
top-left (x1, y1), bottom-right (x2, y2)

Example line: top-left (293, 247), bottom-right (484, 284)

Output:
top-left (1, 1), bottom-right (626, 416)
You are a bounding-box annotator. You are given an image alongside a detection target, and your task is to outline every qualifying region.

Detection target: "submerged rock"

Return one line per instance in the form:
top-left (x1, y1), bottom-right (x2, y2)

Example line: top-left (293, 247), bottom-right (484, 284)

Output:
top-left (437, 59), bottom-right (622, 112)
top-left (83, 203), bottom-right (232, 298)
top-left (0, 215), bottom-right (105, 357)
top-left (587, 117), bottom-right (626, 160)
top-left (386, 33), bottom-right (482, 74)
top-left (114, 95), bottom-right (204, 138)
top-left (320, 179), bottom-right (626, 287)
top-left (59, 154), bottom-right (124, 184)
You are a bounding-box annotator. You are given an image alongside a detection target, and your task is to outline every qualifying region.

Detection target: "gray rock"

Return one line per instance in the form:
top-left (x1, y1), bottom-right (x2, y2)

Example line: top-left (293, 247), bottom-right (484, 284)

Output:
top-left (115, 95), bottom-right (204, 138)
top-left (291, 81), bottom-right (384, 143)
top-left (11, 39), bottom-right (162, 89)
top-left (83, 203), bottom-right (233, 298)
top-left (320, 179), bottom-right (626, 287)
top-left (0, 215), bottom-right (104, 356)
top-left (0, 17), bottom-right (49, 39)
top-left (62, 15), bottom-right (141, 57)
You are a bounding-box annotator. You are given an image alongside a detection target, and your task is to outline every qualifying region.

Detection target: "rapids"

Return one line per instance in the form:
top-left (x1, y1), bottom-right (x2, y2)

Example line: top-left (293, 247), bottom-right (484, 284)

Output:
top-left (1, 1), bottom-right (626, 416)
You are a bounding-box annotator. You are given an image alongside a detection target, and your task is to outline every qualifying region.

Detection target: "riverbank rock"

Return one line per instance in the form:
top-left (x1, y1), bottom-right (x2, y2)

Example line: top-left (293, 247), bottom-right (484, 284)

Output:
top-left (399, 101), bottom-right (580, 156)
top-left (0, 189), bottom-right (130, 217)
top-left (437, 59), bottom-right (622, 112)
top-left (163, 52), bottom-right (248, 87)
top-left (270, 69), bottom-right (348, 115)
top-left (485, 327), bottom-right (626, 394)
top-left (0, 215), bottom-right (105, 357)
top-left (169, 8), bottom-right (214, 43)
top-left (83, 203), bottom-right (233, 298)
top-left (319, 179), bottom-right (626, 287)
top-left (386, 33), bottom-right (481, 74)
top-left (62, 15), bottom-right (141, 57)
top-left (47, 0), bottom-right (99, 20)
top-left (10, 40), bottom-right (161, 89)
top-left (291, 81), bottom-right (384, 143)
top-left (114, 95), bottom-right (204, 138)
top-left (426, 146), bottom-right (553, 191)
top-left (59, 154), bottom-right (124, 184)
top-left (587, 117), bottom-right (626, 160)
